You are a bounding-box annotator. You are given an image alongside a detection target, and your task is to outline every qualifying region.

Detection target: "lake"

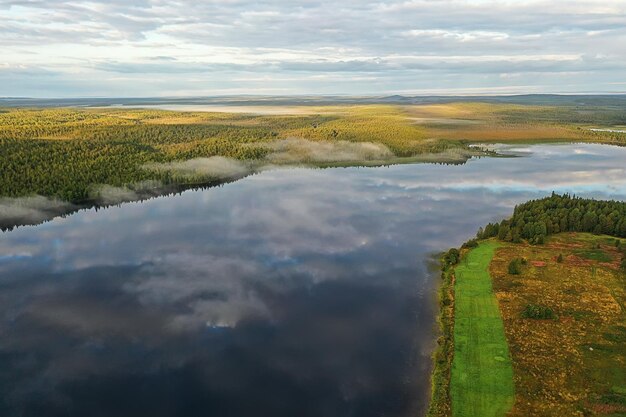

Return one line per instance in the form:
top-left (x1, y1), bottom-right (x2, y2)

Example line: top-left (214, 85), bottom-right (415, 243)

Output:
top-left (1, 143), bottom-right (625, 417)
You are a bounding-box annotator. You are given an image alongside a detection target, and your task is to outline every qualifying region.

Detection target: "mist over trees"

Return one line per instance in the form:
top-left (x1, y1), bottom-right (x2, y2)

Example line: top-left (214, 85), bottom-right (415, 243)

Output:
top-left (0, 107), bottom-right (445, 202)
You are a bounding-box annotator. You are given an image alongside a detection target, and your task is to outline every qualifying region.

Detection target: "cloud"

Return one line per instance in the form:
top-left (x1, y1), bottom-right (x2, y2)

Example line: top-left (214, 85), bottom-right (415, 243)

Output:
top-left (91, 185), bottom-right (140, 204)
top-left (90, 180), bottom-right (163, 205)
top-left (1, 1), bottom-right (626, 95)
top-left (0, 195), bottom-right (74, 229)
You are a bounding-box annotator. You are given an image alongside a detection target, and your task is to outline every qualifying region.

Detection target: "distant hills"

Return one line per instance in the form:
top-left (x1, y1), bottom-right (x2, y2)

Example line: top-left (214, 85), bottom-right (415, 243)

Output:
top-left (2, 94), bottom-right (626, 108)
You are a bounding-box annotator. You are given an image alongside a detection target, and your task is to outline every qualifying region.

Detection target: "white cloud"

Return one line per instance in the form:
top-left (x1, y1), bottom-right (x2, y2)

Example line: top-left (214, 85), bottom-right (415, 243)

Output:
top-left (1, 0), bottom-right (625, 96)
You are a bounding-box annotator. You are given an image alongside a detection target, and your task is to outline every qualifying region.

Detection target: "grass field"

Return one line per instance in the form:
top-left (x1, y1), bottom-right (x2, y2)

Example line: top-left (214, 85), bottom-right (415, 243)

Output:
top-left (450, 241), bottom-right (515, 417)
top-left (406, 102), bottom-right (626, 144)
top-left (491, 233), bottom-right (626, 416)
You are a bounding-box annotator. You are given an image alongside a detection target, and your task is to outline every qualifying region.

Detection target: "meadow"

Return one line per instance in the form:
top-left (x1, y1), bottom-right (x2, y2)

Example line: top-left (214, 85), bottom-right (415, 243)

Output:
top-left (1, 103), bottom-right (625, 203)
top-left (406, 102), bottom-right (626, 144)
top-left (491, 234), bottom-right (626, 416)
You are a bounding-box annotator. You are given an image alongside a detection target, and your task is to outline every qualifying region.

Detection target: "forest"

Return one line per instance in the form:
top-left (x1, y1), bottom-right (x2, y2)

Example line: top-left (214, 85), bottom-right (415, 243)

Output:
top-left (0, 106), bottom-right (439, 201)
top-left (477, 193), bottom-right (626, 244)
top-left (1, 103), bottom-right (625, 202)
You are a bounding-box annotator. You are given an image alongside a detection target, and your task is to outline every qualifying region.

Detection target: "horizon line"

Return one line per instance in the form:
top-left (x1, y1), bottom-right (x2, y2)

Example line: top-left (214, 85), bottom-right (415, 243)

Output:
top-left (2, 92), bottom-right (626, 101)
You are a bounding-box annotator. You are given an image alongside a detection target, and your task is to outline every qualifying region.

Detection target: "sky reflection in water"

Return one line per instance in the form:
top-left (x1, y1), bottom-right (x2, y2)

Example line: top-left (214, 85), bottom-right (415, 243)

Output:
top-left (0, 143), bottom-right (625, 417)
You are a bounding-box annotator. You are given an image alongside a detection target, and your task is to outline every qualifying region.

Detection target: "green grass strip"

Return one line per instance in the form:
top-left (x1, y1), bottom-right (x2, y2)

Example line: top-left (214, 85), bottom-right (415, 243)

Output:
top-left (451, 241), bottom-right (514, 417)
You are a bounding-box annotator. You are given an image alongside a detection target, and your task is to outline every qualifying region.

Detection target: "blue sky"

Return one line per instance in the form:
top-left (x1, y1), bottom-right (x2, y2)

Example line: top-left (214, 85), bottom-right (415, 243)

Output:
top-left (1, 0), bottom-right (625, 97)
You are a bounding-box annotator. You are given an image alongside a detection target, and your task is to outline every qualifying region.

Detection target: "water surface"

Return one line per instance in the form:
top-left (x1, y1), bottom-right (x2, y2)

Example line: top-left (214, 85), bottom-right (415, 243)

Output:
top-left (1, 143), bottom-right (625, 417)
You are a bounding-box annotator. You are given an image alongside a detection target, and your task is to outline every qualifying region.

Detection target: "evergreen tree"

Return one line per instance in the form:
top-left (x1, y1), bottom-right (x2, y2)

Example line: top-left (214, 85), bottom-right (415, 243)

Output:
top-left (477, 194), bottom-right (626, 245)
top-left (508, 259), bottom-right (523, 275)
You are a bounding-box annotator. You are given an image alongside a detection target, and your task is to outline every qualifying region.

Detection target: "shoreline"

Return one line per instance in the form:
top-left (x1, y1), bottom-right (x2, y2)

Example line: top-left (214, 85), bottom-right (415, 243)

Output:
top-left (426, 253), bottom-right (456, 417)
top-left (0, 147), bottom-right (492, 232)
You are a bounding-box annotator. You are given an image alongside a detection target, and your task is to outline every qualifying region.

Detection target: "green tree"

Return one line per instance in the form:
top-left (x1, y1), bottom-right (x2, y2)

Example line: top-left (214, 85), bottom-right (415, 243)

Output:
top-left (444, 248), bottom-right (460, 266)
top-left (508, 258), bottom-right (523, 275)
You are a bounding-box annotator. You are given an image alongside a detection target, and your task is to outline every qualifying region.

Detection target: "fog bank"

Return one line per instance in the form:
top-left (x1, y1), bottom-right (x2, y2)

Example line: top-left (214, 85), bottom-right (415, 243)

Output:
top-left (265, 138), bottom-right (394, 164)
top-left (0, 196), bottom-right (75, 230)
top-left (144, 157), bottom-right (251, 181)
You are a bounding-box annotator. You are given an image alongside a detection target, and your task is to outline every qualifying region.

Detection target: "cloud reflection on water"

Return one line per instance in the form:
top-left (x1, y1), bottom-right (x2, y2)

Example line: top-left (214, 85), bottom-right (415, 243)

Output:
top-left (0, 143), bottom-right (625, 417)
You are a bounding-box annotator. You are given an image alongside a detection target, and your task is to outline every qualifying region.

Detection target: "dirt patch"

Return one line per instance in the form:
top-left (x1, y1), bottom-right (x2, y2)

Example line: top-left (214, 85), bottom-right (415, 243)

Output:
top-left (587, 403), bottom-right (626, 415)
top-left (566, 254), bottom-right (593, 267)
top-left (546, 242), bottom-right (585, 250)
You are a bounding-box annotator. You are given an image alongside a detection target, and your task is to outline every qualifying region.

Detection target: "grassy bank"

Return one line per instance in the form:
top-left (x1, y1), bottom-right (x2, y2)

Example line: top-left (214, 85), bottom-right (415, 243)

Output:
top-left (428, 242), bottom-right (516, 417)
top-left (450, 241), bottom-right (515, 417)
top-left (427, 256), bottom-right (456, 417)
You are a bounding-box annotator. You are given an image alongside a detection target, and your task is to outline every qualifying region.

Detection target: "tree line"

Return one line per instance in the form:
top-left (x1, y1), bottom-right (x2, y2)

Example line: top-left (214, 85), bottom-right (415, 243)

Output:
top-left (443, 194), bottom-right (626, 272)
top-left (477, 193), bottom-right (626, 244)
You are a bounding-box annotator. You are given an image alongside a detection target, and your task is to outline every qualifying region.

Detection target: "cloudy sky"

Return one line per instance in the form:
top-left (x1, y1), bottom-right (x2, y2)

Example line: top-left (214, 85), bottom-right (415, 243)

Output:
top-left (1, 0), bottom-right (626, 97)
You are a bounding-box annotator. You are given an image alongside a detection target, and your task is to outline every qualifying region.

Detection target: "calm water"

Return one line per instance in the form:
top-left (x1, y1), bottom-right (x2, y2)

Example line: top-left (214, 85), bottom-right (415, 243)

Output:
top-left (1, 143), bottom-right (626, 417)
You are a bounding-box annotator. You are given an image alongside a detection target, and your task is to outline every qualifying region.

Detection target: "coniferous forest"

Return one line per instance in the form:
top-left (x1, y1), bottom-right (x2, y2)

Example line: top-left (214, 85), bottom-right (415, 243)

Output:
top-left (1, 104), bottom-right (625, 203)
top-left (477, 193), bottom-right (626, 244)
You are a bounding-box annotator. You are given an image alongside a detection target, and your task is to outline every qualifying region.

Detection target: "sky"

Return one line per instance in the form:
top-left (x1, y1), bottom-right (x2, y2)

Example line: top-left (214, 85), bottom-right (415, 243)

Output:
top-left (1, 0), bottom-right (626, 97)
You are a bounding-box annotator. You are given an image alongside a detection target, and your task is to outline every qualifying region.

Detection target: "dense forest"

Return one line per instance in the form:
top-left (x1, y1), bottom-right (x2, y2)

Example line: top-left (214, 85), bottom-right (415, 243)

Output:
top-left (477, 193), bottom-right (626, 244)
top-left (1, 104), bottom-right (625, 202)
top-left (0, 106), bottom-right (438, 201)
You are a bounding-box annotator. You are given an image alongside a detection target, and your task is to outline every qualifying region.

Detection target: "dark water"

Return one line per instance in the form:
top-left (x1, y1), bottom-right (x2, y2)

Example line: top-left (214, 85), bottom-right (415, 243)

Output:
top-left (1, 143), bottom-right (625, 417)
